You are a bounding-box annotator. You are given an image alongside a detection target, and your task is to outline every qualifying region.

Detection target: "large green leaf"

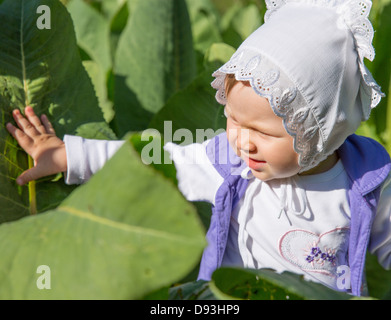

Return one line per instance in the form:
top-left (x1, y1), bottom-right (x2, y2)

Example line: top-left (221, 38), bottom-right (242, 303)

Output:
top-left (365, 252), bottom-right (391, 299)
top-left (210, 267), bottom-right (354, 300)
top-left (0, 136), bottom-right (205, 299)
top-left (170, 280), bottom-right (216, 300)
top-left (112, 0), bottom-right (197, 136)
top-left (363, 1), bottom-right (391, 147)
top-left (220, 3), bottom-right (263, 49)
top-left (372, 2), bottom-right (391, 150)
top-left (149, 68), bottom-right (225, 140)
top-left (66, 0), bottom-right (126, 124)
top-left (185, 0), bottom-right (222, 54)
top-left (83, 61), bottom-right (115, 123)
top-left (66, 0), bottom-right (115, 124)
top-left (67, 0), bottom-right (112, 73)
top-left (149, 43), bottom-right (235, 140)
top-left (0, 0), bottom-right (113, 222)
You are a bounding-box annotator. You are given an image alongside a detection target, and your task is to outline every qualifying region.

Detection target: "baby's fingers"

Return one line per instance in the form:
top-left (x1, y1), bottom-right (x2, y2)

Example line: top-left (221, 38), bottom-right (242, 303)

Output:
top-left (6, 122), bottom-right (33, 152)
top-left (16, 166), bottom-right (41, 186)
top-left (40, 114), bottom-right (56, 135)
top-left (12, 109), bottom-right (40, 138)
top-left (25, 106), bottom-right (47, 134)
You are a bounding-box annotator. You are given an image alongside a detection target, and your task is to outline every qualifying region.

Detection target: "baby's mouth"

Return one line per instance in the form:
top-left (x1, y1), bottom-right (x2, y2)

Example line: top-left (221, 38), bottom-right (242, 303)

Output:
top-left (242, 155), bottom-right (266, 170)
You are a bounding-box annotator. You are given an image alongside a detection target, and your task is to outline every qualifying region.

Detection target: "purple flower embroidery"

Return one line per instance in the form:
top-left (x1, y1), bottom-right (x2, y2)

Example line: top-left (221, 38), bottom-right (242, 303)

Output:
top-left (306, 255), bottom-right (314, 263)
top-left (306, 246), bottom-right (336, 266)
top-left (278, 228), bottom-right (350, 277)
top-left (311, 247), bottom-right (322, 257)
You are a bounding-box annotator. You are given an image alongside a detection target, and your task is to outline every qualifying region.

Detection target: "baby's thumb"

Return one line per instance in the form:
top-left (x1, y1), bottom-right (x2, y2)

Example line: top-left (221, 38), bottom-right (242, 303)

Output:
top-left (16, 167), bottom-right (42, 186)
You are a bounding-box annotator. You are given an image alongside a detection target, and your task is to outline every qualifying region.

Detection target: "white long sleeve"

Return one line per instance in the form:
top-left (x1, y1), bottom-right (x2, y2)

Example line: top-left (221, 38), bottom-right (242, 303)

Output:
top-left (63, 135), bottom-right (124, 185)
top-left (163, 141), bottom-right (223, 205)
top-left (63, 135), bottom-right (223, 206)
top-left (369, 172), bottom-right (391, 269)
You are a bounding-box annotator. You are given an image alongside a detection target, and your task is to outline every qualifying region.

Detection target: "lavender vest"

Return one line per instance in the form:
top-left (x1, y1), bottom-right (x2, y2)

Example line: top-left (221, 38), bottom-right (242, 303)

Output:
top-left (198, 133), bottom-right (391, 296)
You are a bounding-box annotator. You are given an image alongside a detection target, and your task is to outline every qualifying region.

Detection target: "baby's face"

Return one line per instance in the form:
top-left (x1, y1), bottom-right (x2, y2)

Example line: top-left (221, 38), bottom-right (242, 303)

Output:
top-left (226, 81), bottom-right (300, 181)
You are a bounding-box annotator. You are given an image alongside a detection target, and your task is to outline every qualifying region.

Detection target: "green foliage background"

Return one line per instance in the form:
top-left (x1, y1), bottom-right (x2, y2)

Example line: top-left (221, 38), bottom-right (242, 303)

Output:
top-left (0, 0), bottom-right (390, 299)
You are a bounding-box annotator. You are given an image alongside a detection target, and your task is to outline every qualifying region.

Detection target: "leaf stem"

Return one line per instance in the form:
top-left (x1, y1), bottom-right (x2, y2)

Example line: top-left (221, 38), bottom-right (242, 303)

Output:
top-left (20, 0), bottom-right (29, 107)
top-left (20, 2), bottom-right (35, 214)
top-left (28, 155), bottom-right (37, 215)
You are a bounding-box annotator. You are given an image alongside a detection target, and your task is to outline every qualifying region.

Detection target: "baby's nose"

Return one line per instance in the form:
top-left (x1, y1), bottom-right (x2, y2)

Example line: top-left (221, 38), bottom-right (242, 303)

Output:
top-left (239, 141), bottom-right (256, 153)
top-left (237, 129), bottom-right (256, 153)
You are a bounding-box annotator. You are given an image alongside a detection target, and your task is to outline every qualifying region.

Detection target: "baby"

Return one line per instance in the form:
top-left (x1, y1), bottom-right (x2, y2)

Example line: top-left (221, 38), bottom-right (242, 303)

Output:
top-left (6, 0), bottom-right (391, 296)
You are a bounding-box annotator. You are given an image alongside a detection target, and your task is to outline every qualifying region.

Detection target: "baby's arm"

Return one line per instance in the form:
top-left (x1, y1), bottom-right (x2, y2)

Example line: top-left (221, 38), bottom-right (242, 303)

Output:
top-left (63, 135), bottom-right (124, 185)
top-left (6, 107), bottom-right (67, 185)
top-left (370, 173), bottom-right (391, 269)
top-left (7, 107), bottom-right (223, 199)
top-left (7, 107), bottom-right (124, 186)
top-left (164, 141), bottom-right (223, 205)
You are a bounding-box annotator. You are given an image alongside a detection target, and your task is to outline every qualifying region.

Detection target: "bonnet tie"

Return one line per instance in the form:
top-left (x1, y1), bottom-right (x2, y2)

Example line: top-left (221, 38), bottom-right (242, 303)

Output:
top-left (278, 177), bottom-right (307, 226)
top-left (241, 167), bottom-right (254, 180)
top-left (241, 167), bottom-right (307, 226)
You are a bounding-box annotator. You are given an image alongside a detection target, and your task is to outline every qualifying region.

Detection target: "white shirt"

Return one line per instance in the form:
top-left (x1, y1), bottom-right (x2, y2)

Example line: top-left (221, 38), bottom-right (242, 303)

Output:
top-left (165, 140), bottom-right (352, 290)
top-left (63, 135), bottom-right (391, 290)
top-left (224, 161), bottom-right (351, 290)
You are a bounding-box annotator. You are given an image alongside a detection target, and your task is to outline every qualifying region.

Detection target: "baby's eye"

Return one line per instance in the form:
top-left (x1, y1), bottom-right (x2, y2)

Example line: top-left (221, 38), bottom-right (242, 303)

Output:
top-left (256, 130), bottom-right (272, 138)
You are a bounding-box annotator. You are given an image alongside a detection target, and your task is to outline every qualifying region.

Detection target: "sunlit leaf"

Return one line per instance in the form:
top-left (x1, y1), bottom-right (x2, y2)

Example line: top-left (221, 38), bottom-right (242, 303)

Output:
top-left (112, 0), bottom-right (197, 136)
top-left (0, 0), bottom-right (113, 222)
top-left (0, 136), bottom-right (205, 299)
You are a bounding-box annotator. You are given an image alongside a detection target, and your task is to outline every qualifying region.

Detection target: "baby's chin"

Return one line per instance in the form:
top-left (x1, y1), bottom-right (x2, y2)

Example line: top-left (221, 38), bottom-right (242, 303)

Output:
top-left (250, 169), bottom-right (275, 182)
top-left (249, 166), bottom-right (301, 182)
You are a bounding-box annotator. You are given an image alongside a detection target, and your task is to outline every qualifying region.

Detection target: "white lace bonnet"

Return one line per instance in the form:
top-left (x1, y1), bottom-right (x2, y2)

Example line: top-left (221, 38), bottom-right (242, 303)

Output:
top-left (212, 0), bottom-right (384, 172)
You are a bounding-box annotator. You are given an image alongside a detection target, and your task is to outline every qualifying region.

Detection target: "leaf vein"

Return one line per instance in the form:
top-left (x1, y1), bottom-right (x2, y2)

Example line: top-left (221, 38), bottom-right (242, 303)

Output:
top-left (60, 205), bottom-right (200, 244)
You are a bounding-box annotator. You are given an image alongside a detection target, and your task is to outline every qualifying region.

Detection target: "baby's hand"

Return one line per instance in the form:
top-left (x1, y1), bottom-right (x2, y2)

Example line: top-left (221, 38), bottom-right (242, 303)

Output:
top-left (6, 107), bottom-right (67, 186)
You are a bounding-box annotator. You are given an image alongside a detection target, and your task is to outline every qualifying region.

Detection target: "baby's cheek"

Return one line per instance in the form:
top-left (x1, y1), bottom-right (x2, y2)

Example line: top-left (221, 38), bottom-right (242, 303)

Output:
top-left (226, 126), bottom-right (239, 152)
top-left (280, 152), bottom-right (300, 175)
top-left (271, 145), bottom-right (300, 175)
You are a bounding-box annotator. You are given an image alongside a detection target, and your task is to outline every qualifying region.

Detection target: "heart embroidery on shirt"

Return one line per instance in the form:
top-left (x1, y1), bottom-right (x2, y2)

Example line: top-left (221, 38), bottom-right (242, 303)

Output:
top-left (279, 228), bottom-right (350, 277)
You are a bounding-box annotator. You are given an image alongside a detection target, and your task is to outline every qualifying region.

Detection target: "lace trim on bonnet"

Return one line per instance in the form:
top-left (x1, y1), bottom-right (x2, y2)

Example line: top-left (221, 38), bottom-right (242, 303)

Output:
top-left (267, 0), bottom-right (383, 111)
top-left (211, 0), bottom-right (384, 172)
